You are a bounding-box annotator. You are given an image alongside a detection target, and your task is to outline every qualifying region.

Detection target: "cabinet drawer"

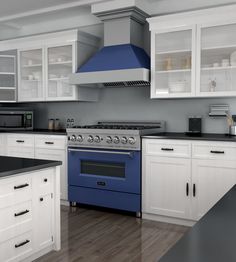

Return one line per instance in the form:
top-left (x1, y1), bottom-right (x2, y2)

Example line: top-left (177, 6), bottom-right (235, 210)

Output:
top-left (0, 231), bottom-right (33, 262)
top-left (0, 175), bottom-right (32, 209)
top-left (0, 200), bottom-right (32, 232)
top-left (35, 135), bottom-right (66, 150)
top-left (143, 139), bottom-right (191, 158)
top-left (7, 146), bottom-right (35, 159)
top-left (7, 134), bottom-right (34, 147)
top-left (192, 142), bottom-right (236, 160)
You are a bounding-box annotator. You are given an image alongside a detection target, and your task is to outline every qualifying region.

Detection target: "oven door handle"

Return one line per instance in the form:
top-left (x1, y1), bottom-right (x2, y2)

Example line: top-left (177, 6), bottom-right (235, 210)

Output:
top-left (68, 148), bottom-right (134, 158)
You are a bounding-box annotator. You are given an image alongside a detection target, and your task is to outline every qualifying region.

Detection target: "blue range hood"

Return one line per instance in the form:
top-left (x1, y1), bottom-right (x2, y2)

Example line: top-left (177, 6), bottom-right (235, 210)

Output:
top-left (69, 44), bottom-right (150, 88)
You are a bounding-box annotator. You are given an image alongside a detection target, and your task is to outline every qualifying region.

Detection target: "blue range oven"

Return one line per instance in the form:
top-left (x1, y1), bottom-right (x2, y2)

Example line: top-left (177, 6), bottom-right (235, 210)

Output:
top-left (68, 147), bottom-right (141, 214)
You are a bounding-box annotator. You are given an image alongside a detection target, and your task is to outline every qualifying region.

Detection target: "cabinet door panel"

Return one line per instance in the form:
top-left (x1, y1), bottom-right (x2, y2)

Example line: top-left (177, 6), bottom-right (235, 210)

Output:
top-left (151, 26), bottom-right (196, 98)
top-left (18, 48), bottom-right (44, 101)
top-left (36, 193), bottom-right (53, 250)
top-left (192, 159), bottom-right (236, 220)
top-left (197, 22), bottom-right (236, 96)
top-left (143, 155), bottom-right (191, 219)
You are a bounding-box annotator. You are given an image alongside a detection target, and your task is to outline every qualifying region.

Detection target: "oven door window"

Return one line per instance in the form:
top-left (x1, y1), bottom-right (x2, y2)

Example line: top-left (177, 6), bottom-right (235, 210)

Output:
top-left (0, 114), bottom-right (23, 128)
top-left (81, 160), bottom-right (125, 178)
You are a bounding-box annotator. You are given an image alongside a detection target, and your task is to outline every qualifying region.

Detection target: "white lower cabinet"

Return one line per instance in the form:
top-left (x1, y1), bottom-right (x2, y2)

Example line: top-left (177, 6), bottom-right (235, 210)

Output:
top-left (143, 155), bottom-right (191, 219)
top-left (192, 159), bottom-right (236, 220)
top-left (142, 139), bottom-right (236, 225)
top-left (5, 133), bottom-right (68, 201)
top-left (0, 167), bottom-right (60, 262)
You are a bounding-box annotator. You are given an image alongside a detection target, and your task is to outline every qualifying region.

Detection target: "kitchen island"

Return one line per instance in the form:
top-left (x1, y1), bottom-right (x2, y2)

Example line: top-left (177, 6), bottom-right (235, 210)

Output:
top-left (0, 156), bottom-right (61, 262)
top-left (159, 185), bottom-right (236, 262)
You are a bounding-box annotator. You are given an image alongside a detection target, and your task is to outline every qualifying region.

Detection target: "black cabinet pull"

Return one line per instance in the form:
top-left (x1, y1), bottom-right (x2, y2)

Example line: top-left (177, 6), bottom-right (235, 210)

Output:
top-left (16, 140), bottom-right (25, 143)
top-left (14, 183), bottom-right (29, 190)
top-left (186, 183), bottom-right (189, 196)
top-left (15, 210), bottom-right (29, 217)
top-left (161, 148), bottom-right (174, 151)
top-left (44, 178), bottom-right (48, 182)
top-left (193, 184), bottom-right (196, 197)
top-left (210, 150), bottom-right (225, 154)
top-left (15, 239), bottom-right (30, 248)
top-left (45, 141), bottom-right (54, 145)
top-left (97, 181), bottom-right (106, 186)
top-left (40, 197), bottom-right (44, 202)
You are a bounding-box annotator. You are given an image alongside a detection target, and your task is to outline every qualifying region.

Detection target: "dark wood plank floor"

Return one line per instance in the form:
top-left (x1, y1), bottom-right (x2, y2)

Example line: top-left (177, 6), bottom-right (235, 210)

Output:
top-left (35, 206), bottom-right (188, 262)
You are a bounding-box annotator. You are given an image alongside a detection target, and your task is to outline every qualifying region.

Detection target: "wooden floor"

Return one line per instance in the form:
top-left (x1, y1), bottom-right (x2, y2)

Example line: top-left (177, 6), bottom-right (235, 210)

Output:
top-left (35, 206), bottom-right (188, 262)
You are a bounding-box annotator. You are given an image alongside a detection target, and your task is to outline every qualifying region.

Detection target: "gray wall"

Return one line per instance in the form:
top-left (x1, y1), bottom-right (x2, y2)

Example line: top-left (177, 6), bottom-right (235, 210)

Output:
top-left (22, 87), bottom-right (236, 134)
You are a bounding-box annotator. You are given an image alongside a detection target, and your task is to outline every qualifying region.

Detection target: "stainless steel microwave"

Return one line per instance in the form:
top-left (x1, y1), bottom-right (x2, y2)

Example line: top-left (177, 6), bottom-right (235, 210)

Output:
top-left (0, 110), bottom-right (33, 130)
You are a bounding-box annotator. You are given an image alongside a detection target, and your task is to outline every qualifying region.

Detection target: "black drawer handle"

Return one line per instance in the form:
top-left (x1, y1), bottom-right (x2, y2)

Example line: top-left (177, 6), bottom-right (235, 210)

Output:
top-left (15, 239), bottom-right (30, 248)
top-left (14, 183), bottom-right (29, 190)
top-left (210, 150), bottom-right (225, 154)
top-left (161, 148), bottom-right (174, 151)
top-left (97, 181), bottom-right (106, 186)
top-left (44, 178), bottom-right (48, 182)
top-left (40, 197), bottom-right (44, 202)
top-left (16, 140), bottom-right (25, 143)
top-left (45, 141), bottom-right (54, 145)
top-left (186, 183), bottom-right (189, 196)
top-left (15, 209), bottom-right (29, 217)
top-left (193, 184), bottom-right (196, 197)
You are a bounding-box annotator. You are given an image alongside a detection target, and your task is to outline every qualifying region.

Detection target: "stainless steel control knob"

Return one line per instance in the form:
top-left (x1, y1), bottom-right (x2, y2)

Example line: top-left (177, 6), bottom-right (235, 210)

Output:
top-left (113, 136), bottom-right (120, 144)
top-left (76, 135), bottom-right (83, 142)
top-left (70, 135), bottom-right (76, 142)
top-left (121, 137), bottom-right (128, 144)
top-left (128, 137), bottom-right (136, 145)
top-left (94, 135), bottom-right (101, 143)
top-left (87, 135), bottom-right (94, 143)
top-left (106, 136), bottom-right (112, 144)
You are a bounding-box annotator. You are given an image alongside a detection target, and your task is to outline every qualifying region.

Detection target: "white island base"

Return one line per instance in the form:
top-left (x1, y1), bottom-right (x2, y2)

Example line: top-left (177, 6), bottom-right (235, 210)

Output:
top-left (0, 165), bottom-right (61, 262)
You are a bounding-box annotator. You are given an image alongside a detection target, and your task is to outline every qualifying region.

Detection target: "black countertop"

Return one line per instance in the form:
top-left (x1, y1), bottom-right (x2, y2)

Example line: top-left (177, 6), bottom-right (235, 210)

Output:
top-left (159, 185), bottom-right (236, 262)
top-left (0, 129), bottom-right (67, 135)
top-left (0, 156), bottom-right (62, 178)
top-left (142, 132), bottom-right (236, 142)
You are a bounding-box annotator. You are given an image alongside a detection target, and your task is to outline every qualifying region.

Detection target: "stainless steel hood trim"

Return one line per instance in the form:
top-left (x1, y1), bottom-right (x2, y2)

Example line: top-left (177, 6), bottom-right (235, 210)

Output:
top-left (69, 68), bottom-right (149, 86)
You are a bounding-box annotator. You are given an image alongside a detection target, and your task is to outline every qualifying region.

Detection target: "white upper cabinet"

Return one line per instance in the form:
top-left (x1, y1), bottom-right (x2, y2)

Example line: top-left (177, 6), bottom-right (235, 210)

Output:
top-left (0, 51), bottom-right (17, 102)
top-left (18, 48), bottom-right (44, 101)
top-left (197, 22), bottom-right (236, 96)
top-left (46, 45), bottom-right (75, 101)
top-left (148, 5), bottom-right (236, 99)
top-left (0, 30), bottom-right (100, 102)
top-left (151, 26), bottom-right (196, 98)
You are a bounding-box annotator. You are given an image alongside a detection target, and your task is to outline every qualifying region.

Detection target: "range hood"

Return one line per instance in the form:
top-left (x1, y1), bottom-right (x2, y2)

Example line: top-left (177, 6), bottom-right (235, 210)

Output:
top-left (69, 5), bottom-right (150, 88)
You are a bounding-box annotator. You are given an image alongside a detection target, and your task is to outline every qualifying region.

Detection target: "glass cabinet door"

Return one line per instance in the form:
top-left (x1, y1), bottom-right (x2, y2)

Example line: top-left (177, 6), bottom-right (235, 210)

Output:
top-left (152, 27), bottom-right (195, 98)
top-left (19, 49), bottom-right (44, 101)
top-left (198, 23), bottom-right (236, 96)
top-left (47, 45), bottom-right (74, 100)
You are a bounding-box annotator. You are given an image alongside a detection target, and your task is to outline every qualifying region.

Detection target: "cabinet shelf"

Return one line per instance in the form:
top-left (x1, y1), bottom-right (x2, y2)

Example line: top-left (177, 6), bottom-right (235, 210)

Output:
top-left (49, 77), bottom-right (69, 81)
top-left (156, 69), bottom-right (191, 74)
top-left (156, 49), bottom-right (191, 55)
top-left (22, 64), bottom-right (42, 68)
top-left (48, 61), bottom-right (72, 66)
top-left (201, 66), bottom-right (236, 71)
top-left (0, 72), bottom-right (15, 75)
top-left (0, 86), bottom-right (16, 90)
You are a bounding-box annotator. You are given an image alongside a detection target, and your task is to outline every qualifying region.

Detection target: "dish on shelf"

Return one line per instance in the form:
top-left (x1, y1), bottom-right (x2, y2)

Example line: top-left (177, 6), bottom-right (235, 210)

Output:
top-left (230, 51), bottom-right (236, 66)
top-left (169, 80), bottom-right (187, 93)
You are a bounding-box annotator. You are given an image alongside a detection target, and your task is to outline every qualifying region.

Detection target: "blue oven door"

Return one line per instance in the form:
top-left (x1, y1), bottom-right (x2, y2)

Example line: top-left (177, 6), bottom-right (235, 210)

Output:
top-left (68, 147), bottom-right (140, 194)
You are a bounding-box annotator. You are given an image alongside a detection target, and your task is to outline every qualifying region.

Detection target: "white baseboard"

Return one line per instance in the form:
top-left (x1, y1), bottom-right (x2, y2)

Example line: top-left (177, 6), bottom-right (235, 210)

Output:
top-left (142, 213), bottom-right (196, 227)
top-left (60, 199), bottom-right (69, 206)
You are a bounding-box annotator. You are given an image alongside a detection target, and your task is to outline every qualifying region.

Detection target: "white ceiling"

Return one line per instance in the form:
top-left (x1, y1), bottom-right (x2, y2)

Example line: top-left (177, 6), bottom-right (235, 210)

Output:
top-left (0, 0), bottom-right (236, 41)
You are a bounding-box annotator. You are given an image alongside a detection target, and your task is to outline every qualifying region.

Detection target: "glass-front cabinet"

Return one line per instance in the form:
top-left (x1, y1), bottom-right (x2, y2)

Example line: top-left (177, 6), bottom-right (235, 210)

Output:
top-left (0, 53), bottom-right (16, 102)
top-left (197, 22), bottom-right (236, 96)
top-left (18, 48), bottom-right (44, 101)
top-left (151, 26), bottom-right (195, 98)
top-left (47, 44), bottom-right (75, 100)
